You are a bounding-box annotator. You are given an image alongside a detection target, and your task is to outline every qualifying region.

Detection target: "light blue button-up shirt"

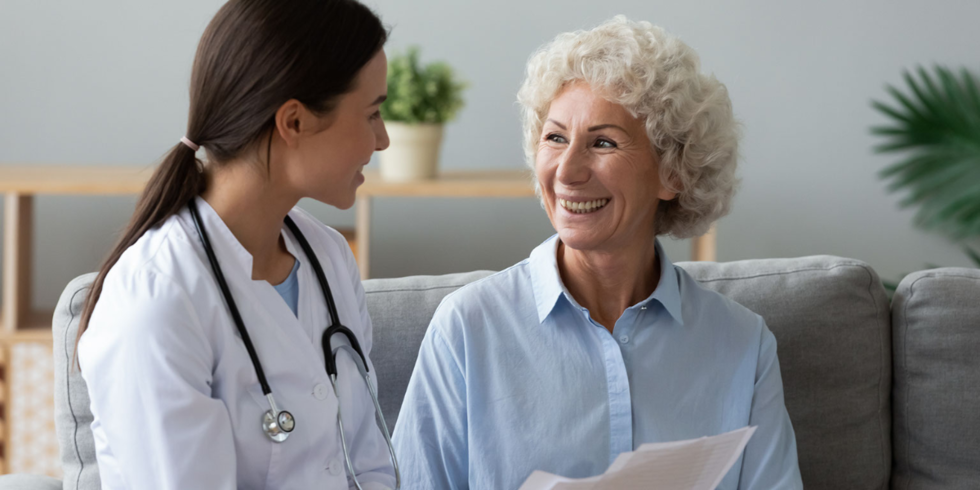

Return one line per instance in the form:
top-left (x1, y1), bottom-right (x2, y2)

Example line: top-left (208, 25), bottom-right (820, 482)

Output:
top-left (392, 235), bottom-right (802, 489)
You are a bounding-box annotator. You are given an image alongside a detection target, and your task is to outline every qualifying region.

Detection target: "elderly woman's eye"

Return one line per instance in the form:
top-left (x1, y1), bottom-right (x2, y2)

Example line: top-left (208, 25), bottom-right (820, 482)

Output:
top-left (545, 133), bottom-right (568, 144)
top-left (595, 138), bottom-right (617, 149)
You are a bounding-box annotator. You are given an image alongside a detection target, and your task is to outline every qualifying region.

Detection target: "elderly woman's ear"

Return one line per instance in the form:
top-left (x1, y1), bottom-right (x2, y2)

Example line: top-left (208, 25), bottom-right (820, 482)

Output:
top-left (657, 172), bottom-right (680, 202)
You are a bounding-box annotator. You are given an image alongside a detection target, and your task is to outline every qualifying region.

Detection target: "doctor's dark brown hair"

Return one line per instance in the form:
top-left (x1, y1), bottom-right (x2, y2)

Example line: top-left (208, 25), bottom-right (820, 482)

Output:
top-left (77, 0), bottom-right (388, 346)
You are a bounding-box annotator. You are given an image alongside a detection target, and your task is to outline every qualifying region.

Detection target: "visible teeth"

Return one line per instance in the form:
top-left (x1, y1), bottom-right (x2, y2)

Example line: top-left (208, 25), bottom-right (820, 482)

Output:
top-left (559, 198), bottom-right (609, 214)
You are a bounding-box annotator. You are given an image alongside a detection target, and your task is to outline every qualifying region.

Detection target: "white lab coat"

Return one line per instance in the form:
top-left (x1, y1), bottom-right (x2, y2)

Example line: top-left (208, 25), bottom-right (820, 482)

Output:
top-left (79, 197), bottom-right (394, 490)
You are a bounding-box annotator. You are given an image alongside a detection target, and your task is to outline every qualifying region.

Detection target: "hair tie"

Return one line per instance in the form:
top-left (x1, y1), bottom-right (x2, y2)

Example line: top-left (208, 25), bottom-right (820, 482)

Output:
top-left (180, 136), bottom-right (200, 152)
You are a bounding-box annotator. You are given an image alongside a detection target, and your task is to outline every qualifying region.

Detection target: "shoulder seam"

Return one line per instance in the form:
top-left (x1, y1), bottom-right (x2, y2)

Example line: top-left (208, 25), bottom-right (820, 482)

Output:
top-left (132, 217), bottom-right (183, 272)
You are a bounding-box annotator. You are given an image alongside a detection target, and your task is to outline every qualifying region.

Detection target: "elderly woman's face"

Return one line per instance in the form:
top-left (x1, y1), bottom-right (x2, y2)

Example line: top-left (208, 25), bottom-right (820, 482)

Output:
top-left (536, 81), bottom-right (676, 252)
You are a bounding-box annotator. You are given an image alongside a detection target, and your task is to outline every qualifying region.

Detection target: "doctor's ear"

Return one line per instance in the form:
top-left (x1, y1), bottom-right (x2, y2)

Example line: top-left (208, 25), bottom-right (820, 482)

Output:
top-left (274, 99), bottom-right (325, 147)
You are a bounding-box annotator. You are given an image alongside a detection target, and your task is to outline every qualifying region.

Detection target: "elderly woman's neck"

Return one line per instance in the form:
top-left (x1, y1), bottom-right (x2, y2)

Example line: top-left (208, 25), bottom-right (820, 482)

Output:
top-left (557, 240), bottom-right (662, 333)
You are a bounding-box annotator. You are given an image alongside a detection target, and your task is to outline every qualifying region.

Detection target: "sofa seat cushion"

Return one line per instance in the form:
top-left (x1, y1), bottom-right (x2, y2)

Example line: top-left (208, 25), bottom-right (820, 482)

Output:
top-left (891, 268), bottom-right (980, 490)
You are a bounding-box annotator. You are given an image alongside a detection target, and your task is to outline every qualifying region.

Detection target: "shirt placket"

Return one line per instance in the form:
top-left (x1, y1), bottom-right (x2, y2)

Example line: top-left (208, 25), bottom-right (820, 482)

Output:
top-left (583, 308), bottom-right (634, 464)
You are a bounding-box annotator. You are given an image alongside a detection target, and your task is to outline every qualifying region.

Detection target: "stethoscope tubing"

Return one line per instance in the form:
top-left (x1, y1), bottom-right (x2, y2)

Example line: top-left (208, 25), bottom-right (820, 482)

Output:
top-left (188, 200), bottom-right (399, 489)
top-left (190, 200), bottom-right (274, 395)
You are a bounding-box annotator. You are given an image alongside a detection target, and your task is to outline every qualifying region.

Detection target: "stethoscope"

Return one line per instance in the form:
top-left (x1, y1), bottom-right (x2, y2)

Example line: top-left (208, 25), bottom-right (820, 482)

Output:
top-left (189, 200), bottom-right (400, 490)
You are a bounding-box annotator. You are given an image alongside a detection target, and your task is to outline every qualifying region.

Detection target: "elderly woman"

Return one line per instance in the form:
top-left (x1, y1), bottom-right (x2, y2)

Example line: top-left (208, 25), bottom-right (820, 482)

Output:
top-left (392, 16), bottom-right (802, 490)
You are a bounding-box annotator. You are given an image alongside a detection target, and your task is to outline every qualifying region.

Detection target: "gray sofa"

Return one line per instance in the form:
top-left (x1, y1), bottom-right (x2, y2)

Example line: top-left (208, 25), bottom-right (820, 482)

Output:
top-left (1, 256), bottom-right (978, 489)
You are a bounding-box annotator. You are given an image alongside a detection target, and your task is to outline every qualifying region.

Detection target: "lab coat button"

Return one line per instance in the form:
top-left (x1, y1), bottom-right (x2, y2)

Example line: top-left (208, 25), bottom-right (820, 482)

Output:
top-left (313, 383), bottom-right (329, 400)
top-left (328, 459), bottom-right (343, 476)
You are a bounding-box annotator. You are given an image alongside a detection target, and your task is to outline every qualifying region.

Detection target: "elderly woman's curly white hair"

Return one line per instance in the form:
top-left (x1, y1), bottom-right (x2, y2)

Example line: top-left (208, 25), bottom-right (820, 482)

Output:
top-left (517, 16), bottom-right (739, 239)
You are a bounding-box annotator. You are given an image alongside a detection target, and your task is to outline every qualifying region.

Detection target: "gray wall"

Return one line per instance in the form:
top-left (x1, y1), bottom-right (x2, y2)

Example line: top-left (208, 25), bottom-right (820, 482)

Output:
top-left (1, 0), bottom-right (978, 310)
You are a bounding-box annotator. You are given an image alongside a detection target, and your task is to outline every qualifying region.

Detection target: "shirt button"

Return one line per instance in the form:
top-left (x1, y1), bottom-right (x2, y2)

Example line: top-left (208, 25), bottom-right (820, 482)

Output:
top-left (619, 335), bottom-right (630, 344)
top-left (328, 459), bottom-right (343, 476)
top-left (640, 306), bottom-right (648, 310)
top-left (313, 383), bottom-right (329, 400)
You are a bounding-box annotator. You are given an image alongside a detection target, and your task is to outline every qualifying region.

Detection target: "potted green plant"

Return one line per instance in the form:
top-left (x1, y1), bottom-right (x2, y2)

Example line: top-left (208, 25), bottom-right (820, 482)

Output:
top-left (379, 47), bottom-right (467, 181)
top-left (871, 65), bottom-right (980, 289)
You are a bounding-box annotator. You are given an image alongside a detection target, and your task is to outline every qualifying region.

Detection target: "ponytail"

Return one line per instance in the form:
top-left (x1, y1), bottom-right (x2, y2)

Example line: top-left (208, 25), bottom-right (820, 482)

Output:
top-left (76, 142), bottom-right (205, 347)
top-left (74, 0), bottom-right (387, 364)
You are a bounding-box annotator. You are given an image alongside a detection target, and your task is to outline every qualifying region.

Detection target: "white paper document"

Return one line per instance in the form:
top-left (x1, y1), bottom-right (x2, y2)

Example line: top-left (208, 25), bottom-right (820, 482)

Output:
top-left (519, 426), bottom-right (756, 490)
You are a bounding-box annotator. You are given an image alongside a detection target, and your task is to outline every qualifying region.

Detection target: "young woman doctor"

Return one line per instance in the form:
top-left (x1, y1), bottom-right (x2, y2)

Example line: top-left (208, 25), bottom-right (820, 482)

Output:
top-left (76, 1), bottom-right (397, 488)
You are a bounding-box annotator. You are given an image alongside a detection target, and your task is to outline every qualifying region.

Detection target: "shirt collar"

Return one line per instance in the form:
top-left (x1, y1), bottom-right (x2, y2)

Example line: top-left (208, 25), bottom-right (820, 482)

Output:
top-left (529, 235), bottom-right (565, 323)
top-left (528, 234), bottom-right (684, 326)
top-left (646, 239), bottom-right (684, 326)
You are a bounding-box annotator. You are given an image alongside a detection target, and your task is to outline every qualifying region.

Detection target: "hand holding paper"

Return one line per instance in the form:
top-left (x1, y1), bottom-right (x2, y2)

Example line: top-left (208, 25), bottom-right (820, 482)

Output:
top-left (519, 426), bottom-right (756, 490)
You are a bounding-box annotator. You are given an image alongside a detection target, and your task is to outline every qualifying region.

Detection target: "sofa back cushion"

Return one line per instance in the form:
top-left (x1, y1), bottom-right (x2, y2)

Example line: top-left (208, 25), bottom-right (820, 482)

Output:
top-left (891, 268), bottom-right (980, 489)
top-left (55, 258), bottom-right (891, 490)
top-left (365, 271), bottom-right (495, 426)
top-left (679, 256), bottom-right (892, 490)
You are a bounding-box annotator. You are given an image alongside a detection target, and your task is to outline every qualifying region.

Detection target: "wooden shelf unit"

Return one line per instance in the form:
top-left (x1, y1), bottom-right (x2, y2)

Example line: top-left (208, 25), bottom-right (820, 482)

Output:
top-left (0, 163), bottom-right (717, 474)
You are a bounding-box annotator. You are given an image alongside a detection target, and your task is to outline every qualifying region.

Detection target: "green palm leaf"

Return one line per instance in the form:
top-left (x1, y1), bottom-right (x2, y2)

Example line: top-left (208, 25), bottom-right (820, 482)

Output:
top-left (871, 65), bottom-right (980, 240)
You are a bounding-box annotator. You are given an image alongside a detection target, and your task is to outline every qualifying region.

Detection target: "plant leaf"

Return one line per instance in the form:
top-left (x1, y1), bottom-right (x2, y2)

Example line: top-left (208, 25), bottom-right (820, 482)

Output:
top-left (380, 46), bottom-right (467, 124)
top-left (871, 65), bottom-right (980, 240)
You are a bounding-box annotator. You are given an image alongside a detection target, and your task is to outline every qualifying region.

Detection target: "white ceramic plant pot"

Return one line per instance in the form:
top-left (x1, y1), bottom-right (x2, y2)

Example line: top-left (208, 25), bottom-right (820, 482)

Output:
top-left (379, 122), bottom-right (444, 181)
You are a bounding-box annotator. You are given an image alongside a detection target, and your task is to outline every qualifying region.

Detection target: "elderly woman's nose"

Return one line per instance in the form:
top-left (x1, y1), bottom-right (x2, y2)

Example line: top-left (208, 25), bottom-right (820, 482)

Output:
top-left (555, 147), bottom-right (591, 185)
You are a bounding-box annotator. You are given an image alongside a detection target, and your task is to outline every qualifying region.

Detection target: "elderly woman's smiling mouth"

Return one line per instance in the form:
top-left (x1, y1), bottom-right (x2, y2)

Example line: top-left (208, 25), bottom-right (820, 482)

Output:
top-left (557, 196), bottom-right (611, 214)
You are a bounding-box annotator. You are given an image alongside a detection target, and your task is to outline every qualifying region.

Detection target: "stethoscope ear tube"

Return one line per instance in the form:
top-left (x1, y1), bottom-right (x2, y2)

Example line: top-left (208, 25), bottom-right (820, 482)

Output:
top-left (321, 324), bottom-right (368, 377)
top-left (284, 216), bottom-right (343, 330)
top-left (284, 216), bottom-right (370, 376)
top-left (189, 200), bottom-right (274, 397)
top-left (285, 214), bottom-right (399, 488)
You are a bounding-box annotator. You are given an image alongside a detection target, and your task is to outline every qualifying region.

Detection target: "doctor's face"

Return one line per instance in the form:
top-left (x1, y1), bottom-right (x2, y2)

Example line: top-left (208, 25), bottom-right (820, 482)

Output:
top-left (535, 82), bottom-right (676, 253)
top-left (288, 50), bottom-right (390, 209)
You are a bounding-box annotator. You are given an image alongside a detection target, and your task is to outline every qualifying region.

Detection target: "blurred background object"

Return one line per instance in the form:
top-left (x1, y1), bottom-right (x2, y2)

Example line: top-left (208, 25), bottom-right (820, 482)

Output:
top-left (379, 46), bottom-right (467, 181)
top-left (3, 0), bottom-right (980, 311)
top-left (871, 66), bottom-right (980, 289)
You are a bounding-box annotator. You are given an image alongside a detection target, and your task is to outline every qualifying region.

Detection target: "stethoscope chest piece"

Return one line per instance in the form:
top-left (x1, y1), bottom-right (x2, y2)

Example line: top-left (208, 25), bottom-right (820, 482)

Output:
top-left (263, 408), bottom-right (295, 443)
top-left (262, 392), bottom-right (295, 442)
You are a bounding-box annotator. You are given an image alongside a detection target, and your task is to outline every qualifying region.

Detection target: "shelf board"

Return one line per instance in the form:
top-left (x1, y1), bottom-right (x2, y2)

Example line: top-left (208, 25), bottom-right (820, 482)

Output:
top-left (0, 165), bottom-right (535, 197)
top-left (0, 309), bottom-right (54, 343)
top-left (0, 165), bottom-right (154, 195)
top-left (358, 169), bottom-right (535, 198)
